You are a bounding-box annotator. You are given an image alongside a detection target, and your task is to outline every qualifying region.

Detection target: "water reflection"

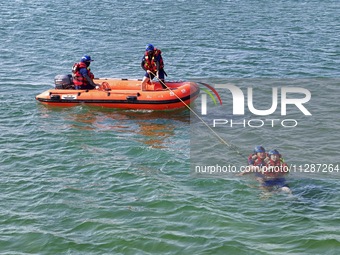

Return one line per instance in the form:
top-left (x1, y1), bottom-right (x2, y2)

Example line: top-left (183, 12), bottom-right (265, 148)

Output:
top-left (136, 121), bottom-right (175, 149)
top-left (37, 105), bottom-right (190, 149)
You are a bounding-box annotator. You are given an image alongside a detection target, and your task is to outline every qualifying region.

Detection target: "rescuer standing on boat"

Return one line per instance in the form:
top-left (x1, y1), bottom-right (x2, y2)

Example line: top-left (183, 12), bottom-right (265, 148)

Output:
top-left (141, 44), bottom-right (167, 90)
top-left (72, 55), bottom-right (98, 90)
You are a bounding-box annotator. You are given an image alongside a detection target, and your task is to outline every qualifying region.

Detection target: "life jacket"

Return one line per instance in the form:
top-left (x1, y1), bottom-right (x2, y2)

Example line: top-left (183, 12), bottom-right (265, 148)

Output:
top-left (143, 48), bottom-right (164, 72)
top-left (72, 62), bottom-right (94, 86)
top-left (263, 159), bottom-right (288, 177)
top-left (248, 153), bottom-right (268, 167)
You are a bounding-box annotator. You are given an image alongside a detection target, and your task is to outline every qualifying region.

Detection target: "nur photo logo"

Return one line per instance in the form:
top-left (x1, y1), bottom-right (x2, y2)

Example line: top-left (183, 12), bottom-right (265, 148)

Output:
top-left (200, 82), bottom-right (312, 128)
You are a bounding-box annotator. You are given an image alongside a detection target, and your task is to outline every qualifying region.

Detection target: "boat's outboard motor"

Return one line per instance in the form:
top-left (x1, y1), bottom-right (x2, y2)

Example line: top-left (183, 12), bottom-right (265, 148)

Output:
top-left (54, 74), bottom-right (73, 89)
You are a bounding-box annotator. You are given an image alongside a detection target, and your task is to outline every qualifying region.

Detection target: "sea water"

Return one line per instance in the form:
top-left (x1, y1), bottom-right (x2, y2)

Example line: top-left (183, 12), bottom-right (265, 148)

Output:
top-left (0, 0), bottom-right (339, 254)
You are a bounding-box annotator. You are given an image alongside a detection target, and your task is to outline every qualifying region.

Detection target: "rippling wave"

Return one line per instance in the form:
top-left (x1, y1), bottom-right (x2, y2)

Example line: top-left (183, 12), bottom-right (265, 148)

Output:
top-left (1, 0), bottom-right (339, 254)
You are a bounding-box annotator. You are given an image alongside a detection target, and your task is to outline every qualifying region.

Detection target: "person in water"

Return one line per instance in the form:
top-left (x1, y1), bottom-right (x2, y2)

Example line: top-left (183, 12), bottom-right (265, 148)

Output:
top-left (72, 55), bottom-right (98, 90)
top-left (141, 44), bottom-right (167, 90)
top-left (240, 145), bottom-right (269, 175)
top-left (261, 149), bottom-right (291, 193)
top-left (240, 146), bottom-right (291, 193)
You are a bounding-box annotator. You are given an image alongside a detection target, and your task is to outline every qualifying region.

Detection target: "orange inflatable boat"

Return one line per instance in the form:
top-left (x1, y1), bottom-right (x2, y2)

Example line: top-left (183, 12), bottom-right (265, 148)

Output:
top-left (35, 77), bottom-right (201, 110)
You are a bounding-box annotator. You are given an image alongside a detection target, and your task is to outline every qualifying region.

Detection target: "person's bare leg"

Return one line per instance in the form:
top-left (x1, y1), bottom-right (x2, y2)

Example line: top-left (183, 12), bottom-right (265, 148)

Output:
top-left (141, 76), bottom-right (150, 90)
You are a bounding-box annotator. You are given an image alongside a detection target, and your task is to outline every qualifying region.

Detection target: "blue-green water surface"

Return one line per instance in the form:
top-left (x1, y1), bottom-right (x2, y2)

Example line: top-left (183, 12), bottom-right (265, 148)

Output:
top-left (1, 0), bottom-right (339, 254)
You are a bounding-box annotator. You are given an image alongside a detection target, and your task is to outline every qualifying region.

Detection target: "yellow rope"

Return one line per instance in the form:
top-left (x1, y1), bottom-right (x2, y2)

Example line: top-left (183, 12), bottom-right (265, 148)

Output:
top-left (149, 71), bottom-right (246, 159)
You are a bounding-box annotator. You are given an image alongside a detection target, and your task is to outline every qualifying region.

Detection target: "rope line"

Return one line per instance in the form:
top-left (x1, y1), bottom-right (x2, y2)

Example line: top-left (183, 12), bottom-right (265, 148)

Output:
top-left (148, 71), bottom-right (246, 159)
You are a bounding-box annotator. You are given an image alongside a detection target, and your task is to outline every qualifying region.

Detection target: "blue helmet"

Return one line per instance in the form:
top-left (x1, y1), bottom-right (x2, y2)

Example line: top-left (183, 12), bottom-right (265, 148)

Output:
top-left (268, 149), bottom-right (280, 156)
top-left (145, 44), bottom-right (154, 51)
top-left (81, 55), bottom-right (93, 63)
top-left (254, 145), bottom-right (265, 153)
